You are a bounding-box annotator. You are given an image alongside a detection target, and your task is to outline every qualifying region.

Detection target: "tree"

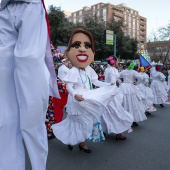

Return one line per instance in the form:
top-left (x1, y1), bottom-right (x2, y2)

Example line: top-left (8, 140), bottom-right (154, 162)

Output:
top-left (147, 30), bottom-right (160, 42)
top-left (48, 5), bottom-right (75, 47)
top-left (147, 22), bottom-right (170, 42)
top-left (158, 22), bottom-right (170, 40)
top-left (106, 17), bottom-right (138, 60)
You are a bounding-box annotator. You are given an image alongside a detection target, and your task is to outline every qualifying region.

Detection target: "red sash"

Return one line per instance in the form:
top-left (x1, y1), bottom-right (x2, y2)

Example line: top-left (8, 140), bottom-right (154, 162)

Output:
top-left (41, 0), bottom-right (51, 40)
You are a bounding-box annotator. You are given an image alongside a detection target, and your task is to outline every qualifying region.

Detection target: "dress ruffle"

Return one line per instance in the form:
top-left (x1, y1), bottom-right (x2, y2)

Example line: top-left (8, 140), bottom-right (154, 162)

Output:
top-left (101, 92), bottom-right (134, 134)
top-left (120, 83), bottom-right (147, 122)
top-left (52, 85), bottom-right (118, 145)
top-left (137, 84), bottom-right (154, 110)
top-left (150, 80), bottom-right (168, 104)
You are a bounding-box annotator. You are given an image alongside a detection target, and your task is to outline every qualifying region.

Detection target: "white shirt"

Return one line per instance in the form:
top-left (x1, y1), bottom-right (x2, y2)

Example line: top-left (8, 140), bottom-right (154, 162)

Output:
top-left (104, 65), bottom-right (119, 84)
top-left (120, 69), bottom-right (143, 84)
top-left (58, 64), bottom-right (70, 81)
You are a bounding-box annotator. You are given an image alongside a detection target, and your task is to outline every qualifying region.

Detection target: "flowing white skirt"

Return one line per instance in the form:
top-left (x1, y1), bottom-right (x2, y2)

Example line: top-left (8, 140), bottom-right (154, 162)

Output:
top-left (101, 90), bottom-right (134, 134)
top-left (137, 84), bottom-right (155, 110)
top-left (150, 80), bottom-right (168, 104)
top-left (120, 83), bottom-right (147, 122)
top-left (52, 86), bottom-right (118, 145)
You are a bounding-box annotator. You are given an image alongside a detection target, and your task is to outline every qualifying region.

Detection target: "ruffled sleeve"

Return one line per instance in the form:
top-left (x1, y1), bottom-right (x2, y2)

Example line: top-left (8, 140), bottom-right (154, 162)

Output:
top-left (119, 70), bottom-right (125, 78)
top-left (87, 66), bottom-right (110, 87)
top-left (109, 68), bottom-right (120, 84)
top-left (159, 72), bottom-right (166, 81)
top-left (63, 67), bottom-right (79, 83)
top-left (143, 73), bottom-right (149, 86)
top-left (153, 71), bottom-right (165, 81)
top-left (134, 70), bottom-right (143, 80)
top-left (87, 66), bottom-right (98, 81)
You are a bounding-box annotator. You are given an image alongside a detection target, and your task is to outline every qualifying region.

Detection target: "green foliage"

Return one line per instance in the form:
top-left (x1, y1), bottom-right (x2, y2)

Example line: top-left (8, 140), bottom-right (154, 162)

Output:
top-left (48, 5), bottom-right (75, 46)
top-left (48, 6), bottom-right (138, 60)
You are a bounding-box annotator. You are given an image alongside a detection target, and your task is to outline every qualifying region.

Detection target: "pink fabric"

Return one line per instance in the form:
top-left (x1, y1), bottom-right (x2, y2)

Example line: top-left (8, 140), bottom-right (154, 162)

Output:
top-left (107, 56), bottom-right (115, 65)
top-left (156, 65), bottom-right (161, 71)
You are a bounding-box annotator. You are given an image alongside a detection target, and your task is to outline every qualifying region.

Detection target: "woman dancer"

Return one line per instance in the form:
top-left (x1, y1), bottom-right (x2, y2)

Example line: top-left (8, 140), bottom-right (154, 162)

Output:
top-left (119, 63), bottom-right (147, 127)
top-left (137, 67), bottom-right (156, 114)
top-left (52, 28), bottom-right (119, 153)
top-left (101, 56), bottom-right (134, 140)
top-left (150, 65), bottom-right (168, 107)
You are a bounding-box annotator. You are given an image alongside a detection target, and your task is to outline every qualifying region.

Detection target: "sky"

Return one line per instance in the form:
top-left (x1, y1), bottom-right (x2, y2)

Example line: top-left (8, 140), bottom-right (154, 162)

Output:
top-left (44, 0), bottom-right (170, 38)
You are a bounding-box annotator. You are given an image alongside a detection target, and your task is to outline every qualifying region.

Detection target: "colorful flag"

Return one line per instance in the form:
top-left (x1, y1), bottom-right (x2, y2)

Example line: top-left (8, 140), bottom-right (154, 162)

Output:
top-left (139, 54), bottom-right (151, 67)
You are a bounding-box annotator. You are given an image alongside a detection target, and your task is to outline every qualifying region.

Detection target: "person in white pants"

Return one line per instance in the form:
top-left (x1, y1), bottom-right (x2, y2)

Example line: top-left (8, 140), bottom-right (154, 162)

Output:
top-left (0, 1), bottom-right (59, 170)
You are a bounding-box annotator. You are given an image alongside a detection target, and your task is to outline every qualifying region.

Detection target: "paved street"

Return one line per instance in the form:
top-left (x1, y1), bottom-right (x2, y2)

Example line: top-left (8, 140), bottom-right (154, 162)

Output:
top-left (26, 104), bottom-right (170, 170)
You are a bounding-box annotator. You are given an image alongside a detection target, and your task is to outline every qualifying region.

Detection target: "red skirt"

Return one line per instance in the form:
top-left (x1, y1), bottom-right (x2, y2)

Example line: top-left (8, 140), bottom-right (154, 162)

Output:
top-left (53, 92), bottom-right (68, 123)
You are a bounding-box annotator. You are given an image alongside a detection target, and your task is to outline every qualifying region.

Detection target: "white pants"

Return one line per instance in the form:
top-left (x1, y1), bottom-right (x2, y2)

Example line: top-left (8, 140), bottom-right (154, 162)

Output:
top-left (0, 2), bottom-right (49, 170)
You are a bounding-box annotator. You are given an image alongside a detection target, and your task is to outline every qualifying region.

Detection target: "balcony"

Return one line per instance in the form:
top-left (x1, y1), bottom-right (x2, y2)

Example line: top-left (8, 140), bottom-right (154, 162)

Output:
top-left (140, 26), bottom-right (146, 31)
top-left (140, 36), bottom-right (145, 39)
top-left (140, 20), bottom-right (146, 25)
top-left (114, 11), bottom-right (123, 18)
top-left (140, 31), bottom-right (146, 36)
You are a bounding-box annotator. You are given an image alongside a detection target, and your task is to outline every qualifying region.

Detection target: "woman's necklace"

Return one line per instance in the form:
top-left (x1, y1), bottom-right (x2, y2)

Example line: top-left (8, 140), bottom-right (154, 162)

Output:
top-left (78, 68), bottom-right (87, 84)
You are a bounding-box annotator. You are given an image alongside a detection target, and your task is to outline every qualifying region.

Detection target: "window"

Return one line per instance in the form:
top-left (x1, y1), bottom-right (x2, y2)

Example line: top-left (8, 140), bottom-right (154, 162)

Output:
top-left (79, 11), bottom-right (82, 16)
top-left (133, 21), bottom-right (136, 29)
top-left (93, 12), bottom-right (96, 17)
top-left (124, 20), bottom-right (126, 25)
top-left (103, 8), bottom-right (106, 13)
top-left (84, 13), bottom-right (90, 19)
top-left (156, 52), bottom-right (161, 56)
top-left (79, 16), bottom-right (82, 22)
top-left (163, 52), bottom-right (167, 56)
top-left (156, 47), bottom-right (161, 50)
top-left (97, 4), bottom-right (100, 10)
top-left (137, 22), bottom-right (139, 30)
top-left (103, 8), bottom-right (107, 21)
top-left (97, 10), bottom-right (100, 17)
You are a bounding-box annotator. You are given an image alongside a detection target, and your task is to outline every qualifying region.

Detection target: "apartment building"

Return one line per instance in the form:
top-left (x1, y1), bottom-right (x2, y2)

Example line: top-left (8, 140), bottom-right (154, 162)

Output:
top-left (67, 2), bottom-right (147, 48)
top-left (63, 10), bottom-right (72, 18)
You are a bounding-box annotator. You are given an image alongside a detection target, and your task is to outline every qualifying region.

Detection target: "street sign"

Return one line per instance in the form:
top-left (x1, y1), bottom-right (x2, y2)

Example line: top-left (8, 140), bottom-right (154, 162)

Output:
top-left (104, 30), bottom-right (114, 45)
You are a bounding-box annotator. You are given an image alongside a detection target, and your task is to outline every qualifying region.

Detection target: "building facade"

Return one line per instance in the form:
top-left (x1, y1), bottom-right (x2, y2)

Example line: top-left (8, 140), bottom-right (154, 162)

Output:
top-left (67, 3), bottom-right (147, 48)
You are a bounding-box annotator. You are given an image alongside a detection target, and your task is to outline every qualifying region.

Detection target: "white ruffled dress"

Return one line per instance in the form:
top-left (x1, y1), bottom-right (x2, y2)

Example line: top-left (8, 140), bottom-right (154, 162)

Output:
top-left (137, 72), bottom-right (155, 112)
top-left (150, 70), bottom-right (168, 104)
top-left (101, 66), bottom-right (134, 134)
top-left (52, 66), bottom-right (119, 145)
top-left (119, 70), bottom-right (147, 122)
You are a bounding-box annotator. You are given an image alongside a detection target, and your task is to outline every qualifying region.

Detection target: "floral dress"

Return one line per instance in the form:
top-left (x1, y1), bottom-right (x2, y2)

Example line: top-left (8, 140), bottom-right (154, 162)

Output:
top-left (45, 96), bottom-right (56, 139)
